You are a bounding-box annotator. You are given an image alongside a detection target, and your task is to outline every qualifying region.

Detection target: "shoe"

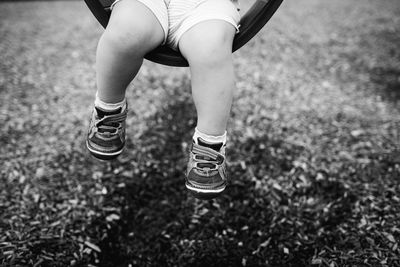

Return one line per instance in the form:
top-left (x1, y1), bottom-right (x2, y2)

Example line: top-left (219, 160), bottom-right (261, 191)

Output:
top-left (186, 140), bottom-right (227, 200)
top-left (86, 103), bottom-right (128, 160)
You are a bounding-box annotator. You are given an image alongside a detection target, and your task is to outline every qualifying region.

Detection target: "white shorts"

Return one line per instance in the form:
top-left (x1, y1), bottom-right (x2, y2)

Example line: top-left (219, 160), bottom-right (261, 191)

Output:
top-left (111, 0), bottom-right (241, 50)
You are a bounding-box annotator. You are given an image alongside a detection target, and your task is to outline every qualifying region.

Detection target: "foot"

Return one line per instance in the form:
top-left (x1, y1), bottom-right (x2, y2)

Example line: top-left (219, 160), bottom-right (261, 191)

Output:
top-left (86, 103), bottom-right (128, 160)
top-left (186, 140), bottom-right (227, 200)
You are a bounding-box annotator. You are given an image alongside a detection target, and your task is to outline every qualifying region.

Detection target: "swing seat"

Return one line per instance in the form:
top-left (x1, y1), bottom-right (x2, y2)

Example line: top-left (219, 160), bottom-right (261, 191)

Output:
top-left (84, 0), bottom-right (283, 67)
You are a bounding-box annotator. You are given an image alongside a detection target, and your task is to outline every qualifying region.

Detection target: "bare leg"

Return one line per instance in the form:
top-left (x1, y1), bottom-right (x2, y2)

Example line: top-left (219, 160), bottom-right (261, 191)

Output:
top-left (179, 20), bottom-right (236, 136)
top-left (95, 0), bottom-right (164, 103)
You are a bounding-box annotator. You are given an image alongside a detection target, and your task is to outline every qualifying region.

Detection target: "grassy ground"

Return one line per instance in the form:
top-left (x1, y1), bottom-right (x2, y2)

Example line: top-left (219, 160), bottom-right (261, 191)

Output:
top-left (1, 0), bottom-right (400, 266)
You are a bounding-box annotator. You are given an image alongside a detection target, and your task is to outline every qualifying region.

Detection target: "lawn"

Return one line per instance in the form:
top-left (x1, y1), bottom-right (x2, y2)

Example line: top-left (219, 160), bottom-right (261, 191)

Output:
top-left (0, 0), bottom-right (399, 266)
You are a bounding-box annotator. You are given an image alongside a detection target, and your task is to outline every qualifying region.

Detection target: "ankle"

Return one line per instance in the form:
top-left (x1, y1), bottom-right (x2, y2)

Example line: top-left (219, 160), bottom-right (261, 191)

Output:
top-left (193, 127), bottom-right (226, 151)
top-left (94, 92), bottom-right (126, 111)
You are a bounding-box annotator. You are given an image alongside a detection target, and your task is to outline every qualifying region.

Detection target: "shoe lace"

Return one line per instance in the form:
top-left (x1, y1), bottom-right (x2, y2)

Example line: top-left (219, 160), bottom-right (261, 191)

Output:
top-left (95, 112), bottom-right (127, 135)
top-left (192, 143), bottom-right (224, 172)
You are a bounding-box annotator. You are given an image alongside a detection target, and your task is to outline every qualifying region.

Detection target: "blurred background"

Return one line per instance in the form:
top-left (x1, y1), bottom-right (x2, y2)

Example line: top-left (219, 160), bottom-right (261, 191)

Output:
top-left (1, 0), bottom-right (399, 266)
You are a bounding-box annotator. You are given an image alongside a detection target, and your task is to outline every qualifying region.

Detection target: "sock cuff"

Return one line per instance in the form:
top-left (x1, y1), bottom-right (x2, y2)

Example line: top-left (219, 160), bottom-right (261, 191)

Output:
top-left (193, 127), bottom-right (227, 145)
top-left (95, 92), bottom-right (126, 111)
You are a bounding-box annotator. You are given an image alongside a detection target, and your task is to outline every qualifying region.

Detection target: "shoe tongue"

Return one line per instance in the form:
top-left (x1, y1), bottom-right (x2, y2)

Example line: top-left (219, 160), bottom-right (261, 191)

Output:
top-left (95, 106), bottom-right (122, 118)
top-left (197, 137), bottom-right (223, 152)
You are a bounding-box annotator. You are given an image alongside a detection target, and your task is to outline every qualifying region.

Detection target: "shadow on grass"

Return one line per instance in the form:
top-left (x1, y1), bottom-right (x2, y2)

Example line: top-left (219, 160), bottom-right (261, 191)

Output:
top-left (86, 87), bottom-right (197, 266)
top-left (86, 92), bottom-right (359, 267)
top-left (370, 67), bottom-right (400, 102)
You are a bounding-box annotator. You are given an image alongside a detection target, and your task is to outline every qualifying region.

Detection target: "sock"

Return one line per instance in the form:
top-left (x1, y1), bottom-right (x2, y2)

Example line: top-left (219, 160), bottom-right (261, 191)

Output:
top-left (94, 92), bottom-right (126, 117)
top-left (193, 127), bottom-right (226, 151)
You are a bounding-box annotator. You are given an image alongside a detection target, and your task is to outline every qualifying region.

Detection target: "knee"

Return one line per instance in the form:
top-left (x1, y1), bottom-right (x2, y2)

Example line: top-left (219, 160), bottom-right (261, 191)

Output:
top-left (180, 22), bottom-right (235, 67)
top-left (185, 36), bottom-right (233, 67)
top-left (193, 42), bottom-right (232, 68)
top-left (103, 20), bottom-right (155, 55)
top-left (102, 1), bottom-right (163, 55)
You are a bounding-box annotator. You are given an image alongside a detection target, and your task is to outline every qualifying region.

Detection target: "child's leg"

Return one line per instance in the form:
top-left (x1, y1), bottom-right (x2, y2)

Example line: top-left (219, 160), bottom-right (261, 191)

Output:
top-left (87, 0), bottom-right (166, 160)
top-left (179, 20), bottom-right (236, 199)
top-left (179, 20), bottom-right (236, 136)
top-left (96, 0), bottom-right (165, 103)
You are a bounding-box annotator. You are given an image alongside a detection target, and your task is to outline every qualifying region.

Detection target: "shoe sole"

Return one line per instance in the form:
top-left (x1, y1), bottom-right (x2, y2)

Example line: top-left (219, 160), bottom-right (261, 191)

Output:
top-left (185, 182), bottom-right (226, 200)
top-left (86, 141), bottom-right (123, 160)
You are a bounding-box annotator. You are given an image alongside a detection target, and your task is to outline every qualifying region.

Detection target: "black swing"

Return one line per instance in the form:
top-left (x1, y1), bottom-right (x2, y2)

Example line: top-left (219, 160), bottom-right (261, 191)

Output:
top-left (84, 0), bottom-right (283, 67)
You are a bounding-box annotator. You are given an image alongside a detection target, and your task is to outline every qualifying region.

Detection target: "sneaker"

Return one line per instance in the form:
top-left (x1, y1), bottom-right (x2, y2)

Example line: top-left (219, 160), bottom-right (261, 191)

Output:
top-left (86, 103), bottom-right (128, 160)
top-left (186, 140), bottom-right (227, 200)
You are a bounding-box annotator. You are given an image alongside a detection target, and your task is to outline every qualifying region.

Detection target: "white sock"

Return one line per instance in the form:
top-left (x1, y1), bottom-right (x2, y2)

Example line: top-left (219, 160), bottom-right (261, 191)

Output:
top-left (94, 92), bottom-right (126, 111)
top-left (193, 127), bottom-right (227, 145)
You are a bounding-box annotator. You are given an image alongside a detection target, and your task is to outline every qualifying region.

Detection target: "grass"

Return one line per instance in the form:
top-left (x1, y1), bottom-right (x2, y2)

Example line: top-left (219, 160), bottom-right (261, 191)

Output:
top-left (0, 0), bottom-right (399, 266)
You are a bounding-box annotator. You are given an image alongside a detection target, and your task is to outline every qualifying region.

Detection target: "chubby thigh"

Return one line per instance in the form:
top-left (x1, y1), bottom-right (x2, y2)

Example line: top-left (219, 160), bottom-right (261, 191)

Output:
top-left (167, 0), bottom-right (241, 50)
top-left (110, 0), bottom-right (240, 50)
